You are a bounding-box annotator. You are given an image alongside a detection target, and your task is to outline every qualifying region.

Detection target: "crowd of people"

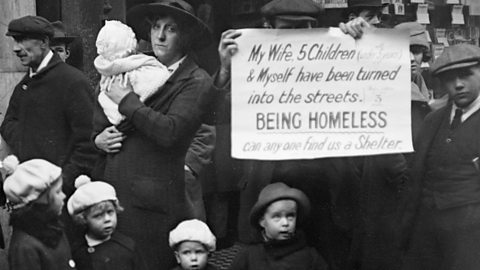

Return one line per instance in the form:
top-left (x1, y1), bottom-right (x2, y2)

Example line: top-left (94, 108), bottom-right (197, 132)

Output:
top-left (1, 0), bottom-right (480, 269)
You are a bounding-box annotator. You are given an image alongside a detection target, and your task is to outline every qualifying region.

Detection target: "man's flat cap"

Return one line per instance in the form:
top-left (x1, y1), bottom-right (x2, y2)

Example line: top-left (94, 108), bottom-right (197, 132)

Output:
top-left (6, 15), bottom-right (54, 38)
top-left (261, 0), bottom-right (323, 22)
top-left (430, 44), bottom-right (480, 76)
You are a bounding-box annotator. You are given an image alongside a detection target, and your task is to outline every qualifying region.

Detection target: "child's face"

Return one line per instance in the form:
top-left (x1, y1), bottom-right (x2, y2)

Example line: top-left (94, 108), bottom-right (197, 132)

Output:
top-left (84, 201), bottom-right (117, 240)
top-left (48, 179), bottom-right (65, 215)
top-left (174, 241), bottom-right (209, 270)
top-left (260, 199), bottom-right (297, 241)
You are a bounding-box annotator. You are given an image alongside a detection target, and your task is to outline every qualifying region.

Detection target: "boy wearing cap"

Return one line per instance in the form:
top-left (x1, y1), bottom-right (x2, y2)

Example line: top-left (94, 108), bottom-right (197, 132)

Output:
top-left (67, 175), bottom-right (147, 270)
top-left (401, 44), bottom-right (480, 270)
top-left (169, 219), bottom-right (218, 270)
top-left (50, 21), bottom-right (76, 62)
top-left (1, 15), bottom-right (96, 197)
top-left (229, 182), bottom-right (327, 270)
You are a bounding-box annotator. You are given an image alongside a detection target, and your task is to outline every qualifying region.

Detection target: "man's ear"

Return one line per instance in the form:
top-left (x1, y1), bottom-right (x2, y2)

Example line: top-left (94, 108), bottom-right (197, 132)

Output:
top-left (174, 251), bottom-right (181, 264)
top-left (259, 216), bottom-right (266, 229)
top-left (65, 49), bottom-right (70, 60)
top-left (41, 36), bottom-right (50, 49)
top-left (348, 13), bottom-right (358, 22)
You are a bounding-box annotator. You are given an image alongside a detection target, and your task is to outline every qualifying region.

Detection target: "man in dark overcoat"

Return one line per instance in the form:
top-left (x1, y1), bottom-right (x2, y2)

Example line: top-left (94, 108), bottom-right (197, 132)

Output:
top-left (1, 15), bottom-right (96, 196)
top-left (214, 1), bottom-right (365, 270)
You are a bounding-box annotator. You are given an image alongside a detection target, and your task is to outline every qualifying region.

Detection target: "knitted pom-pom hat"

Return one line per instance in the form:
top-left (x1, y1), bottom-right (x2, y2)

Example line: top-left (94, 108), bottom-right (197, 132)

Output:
top-left (169, 219), bottom-right (216, 252)
top-left (67, 175), bottom-right (118, 215)
top-left (2, 156), bottom-right (61, 208)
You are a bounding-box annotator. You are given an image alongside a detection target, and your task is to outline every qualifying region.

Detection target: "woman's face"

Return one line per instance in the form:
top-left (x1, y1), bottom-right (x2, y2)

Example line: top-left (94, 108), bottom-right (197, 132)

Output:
top-left (150, 15), bottom-right (185, 67)
top-left (410, 45), bottom-right (425, 78)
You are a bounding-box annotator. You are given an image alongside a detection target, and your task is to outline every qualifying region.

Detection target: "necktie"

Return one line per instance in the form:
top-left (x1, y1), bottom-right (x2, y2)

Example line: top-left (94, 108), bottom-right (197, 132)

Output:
top-left (450, 108), bottom-right (463, 130)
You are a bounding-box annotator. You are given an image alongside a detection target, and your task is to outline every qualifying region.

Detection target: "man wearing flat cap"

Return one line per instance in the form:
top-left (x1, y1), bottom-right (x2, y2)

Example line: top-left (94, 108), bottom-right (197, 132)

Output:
top-left (401, 43), bottom-right (480, 270)
top-left (91, 1), bottom-right (214, 269)
top-left (214, 1), bottom-right (363, 269)
top-left (339, 0), bottom-right (388, 38)
top-left (1, 16), bottom-right (96, 197)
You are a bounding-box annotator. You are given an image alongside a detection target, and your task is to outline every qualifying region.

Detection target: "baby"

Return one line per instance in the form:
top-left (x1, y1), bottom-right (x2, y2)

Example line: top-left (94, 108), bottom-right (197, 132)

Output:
top-left (67, 175), bottom-right (147, 270)
top-left (169, 219), bottom-right (218, 270)
top-left (94, 20), bottom-right (169, 125)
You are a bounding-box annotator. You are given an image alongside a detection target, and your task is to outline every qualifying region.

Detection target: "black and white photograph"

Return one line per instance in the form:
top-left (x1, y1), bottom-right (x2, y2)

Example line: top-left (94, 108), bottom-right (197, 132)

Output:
top-left (0, 0), bottom-right (480, 270)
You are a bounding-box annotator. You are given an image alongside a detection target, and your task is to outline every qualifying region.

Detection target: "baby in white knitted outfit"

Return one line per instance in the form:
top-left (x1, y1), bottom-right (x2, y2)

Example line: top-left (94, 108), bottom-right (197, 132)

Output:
top-left (94, 20), bottom-right (169, 125)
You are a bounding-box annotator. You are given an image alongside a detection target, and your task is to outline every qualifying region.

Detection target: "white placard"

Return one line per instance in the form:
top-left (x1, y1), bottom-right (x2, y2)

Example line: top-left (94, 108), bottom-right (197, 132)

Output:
top-left (435, 28), bottom-right (449, 46)
top-left (452, 5), bottom-right (465, 24)
top-left (395, 3), bottom-right (405, 15)
top-left (417, 3), bottom-right (430, 24)
top-left (231, 28), bottom-right (413, 160)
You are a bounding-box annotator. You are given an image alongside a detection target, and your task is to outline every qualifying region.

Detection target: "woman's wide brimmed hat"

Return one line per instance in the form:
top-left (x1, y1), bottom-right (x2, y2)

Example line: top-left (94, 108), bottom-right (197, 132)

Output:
top-left (126, 0), bottom-right (211, 50)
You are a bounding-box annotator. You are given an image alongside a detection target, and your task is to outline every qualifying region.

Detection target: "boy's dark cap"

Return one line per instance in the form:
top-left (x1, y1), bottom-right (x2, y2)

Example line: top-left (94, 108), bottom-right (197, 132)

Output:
top-left (51, 21), bottom-right (76, 44)
top-left (6, 15), bottom-right (54, 38)
top-left (348, 0), bottom-right (386, 8)
top-left (261, 0), bottom-right (323, 22)
top-left (250, 182), bottom-right (311, 229)
top-left (430, 44), bottom-right (480, 76)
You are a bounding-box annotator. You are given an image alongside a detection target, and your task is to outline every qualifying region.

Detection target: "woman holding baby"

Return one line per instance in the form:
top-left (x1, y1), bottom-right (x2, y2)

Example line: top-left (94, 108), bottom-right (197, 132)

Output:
top-left (91, 1), bottom-right (214, 269)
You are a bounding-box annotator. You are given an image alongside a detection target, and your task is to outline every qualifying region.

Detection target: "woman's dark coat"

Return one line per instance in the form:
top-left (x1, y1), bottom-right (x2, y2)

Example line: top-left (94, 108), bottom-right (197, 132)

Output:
top-left (92, 55), bottom-right (213, 270)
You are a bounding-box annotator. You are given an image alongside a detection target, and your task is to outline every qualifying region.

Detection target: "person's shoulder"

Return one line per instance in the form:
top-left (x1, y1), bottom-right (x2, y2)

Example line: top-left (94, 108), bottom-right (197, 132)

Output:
top-left (182, 56), bottom-right (212, 80)
top-left (59, 62), bottom-right (89, 79)
top-left (295, 246), bottom-right (328, 270)
top-left (205, 263), bottom-right (220, 270)
top-left (424, 104), bottom-right (450, 123)
top-left (10, 229), bottom-right (43, 251)
top-left (108, 231), bottom-right (137, 252)
top-left (45, 59), bottom-right (89, 82)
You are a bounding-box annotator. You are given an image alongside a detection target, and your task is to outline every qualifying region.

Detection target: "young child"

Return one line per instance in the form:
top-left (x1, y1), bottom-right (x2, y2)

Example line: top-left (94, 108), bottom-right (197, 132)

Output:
top-left (67, 175), bottom-right (147, 270)
top-left (229, 182), bottom-right (328, 270)
top-left (169, 219), bottom-right (218, 270)
top-left (94, 20), bottom-right (170, 125)
top-left (2, 155), bottom-right (76, 270)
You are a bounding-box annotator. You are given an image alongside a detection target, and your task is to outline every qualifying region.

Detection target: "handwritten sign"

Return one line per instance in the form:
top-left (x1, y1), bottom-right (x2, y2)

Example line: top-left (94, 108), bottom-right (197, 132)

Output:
top-left (231, 28), bottom-right (412, 160)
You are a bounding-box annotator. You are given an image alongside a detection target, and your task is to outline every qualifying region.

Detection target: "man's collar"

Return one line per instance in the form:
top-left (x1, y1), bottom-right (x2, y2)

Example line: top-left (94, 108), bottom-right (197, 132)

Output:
top-left (451, 94), bottom-right (480, 122)
top-left (29, 50), bottom-right (53, 78)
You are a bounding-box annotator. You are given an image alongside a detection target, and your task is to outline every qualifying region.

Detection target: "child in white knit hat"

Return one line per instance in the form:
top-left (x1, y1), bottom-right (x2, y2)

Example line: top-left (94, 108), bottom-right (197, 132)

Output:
top-left (94, 20), bottom-right (170, 125)
top-left (2, 155), bottom-right (76, 270)
top-left (67, 175), bottom-right (147, 270)
top-left (169, 219), bottom-right (218, 270)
